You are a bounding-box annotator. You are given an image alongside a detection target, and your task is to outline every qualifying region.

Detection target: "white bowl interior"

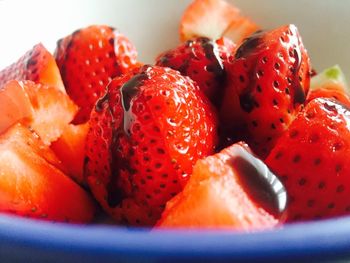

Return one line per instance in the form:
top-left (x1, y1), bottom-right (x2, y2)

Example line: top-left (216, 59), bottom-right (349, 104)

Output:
top-left (0, 0), bottom-right (349, 79)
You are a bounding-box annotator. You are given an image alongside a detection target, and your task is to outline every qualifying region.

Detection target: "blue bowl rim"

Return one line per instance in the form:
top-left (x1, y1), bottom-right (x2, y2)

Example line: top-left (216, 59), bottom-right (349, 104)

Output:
top-left (1, 213), bottom-right (350, 262)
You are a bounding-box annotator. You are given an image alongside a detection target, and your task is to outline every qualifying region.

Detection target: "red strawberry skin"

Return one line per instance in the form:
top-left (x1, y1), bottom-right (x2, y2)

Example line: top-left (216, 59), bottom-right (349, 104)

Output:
top-left (266, 98), bottom-right (350, 221)
top-left (85, 65), bottom-right (218, 226)
top-left (0, 43), bottom-right (65, 92)
top-left (156, 37), bottom-right (236, 106)
top-left (220, 24), bottom-right (311, 158)
top-left (55, 25), bottom-right (139, 124)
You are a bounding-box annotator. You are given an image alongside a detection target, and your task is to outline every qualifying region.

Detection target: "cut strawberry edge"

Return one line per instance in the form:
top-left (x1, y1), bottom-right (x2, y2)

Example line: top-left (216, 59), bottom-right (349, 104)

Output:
top-left (23, 80), bottom-right (78, 145)
top-left (0, 43), bottom-right (66, 94)
top-left (156, 143), bottom-right (284, 230)
top-left (311, 65), bottom-right (349, 92)
top-left (0, 123), bottom-right (97, 223)
top-left (223, 15), bottom-right (260, 44)
top-left (308, 65), bottom-right (350, 106)
top-left (180, 0), bottom-right (240, 41)
top-left (51, 123), bottom-right (89, 185)
top-left (180, 0), bottom-right (259, 44)
top-left (0, 80), bottom-right (34, 135)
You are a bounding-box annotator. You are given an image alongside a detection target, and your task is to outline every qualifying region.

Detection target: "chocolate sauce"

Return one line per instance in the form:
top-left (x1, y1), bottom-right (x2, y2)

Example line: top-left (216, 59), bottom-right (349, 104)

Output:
top-left (235, 30), bottom-right (264, 59)
top-left (104, 66), bottom-right (152, 207)
top-left (230, 145), bottom-right (287, 217)
top-left (199, 37), bottom-right (224, 75)
top-left (291, 48), bottom-right (306, 105)
top-left (121, 70), bottom-right (150, 112)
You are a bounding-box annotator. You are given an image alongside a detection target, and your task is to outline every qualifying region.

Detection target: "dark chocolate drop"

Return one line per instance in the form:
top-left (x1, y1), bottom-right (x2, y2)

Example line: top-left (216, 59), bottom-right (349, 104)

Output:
top-left (235, 30), bottom-right (264, 59)
top-left (291, 48), bottom-right (306, 105)
top-left (120, 70), bottom-right (150, 112)
top-left (230, 145), bottom-right (287, 217)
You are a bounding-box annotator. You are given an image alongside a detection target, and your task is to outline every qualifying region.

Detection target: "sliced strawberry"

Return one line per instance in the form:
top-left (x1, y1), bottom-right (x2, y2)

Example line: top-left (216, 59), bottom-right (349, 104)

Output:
top-left (0, 43), bottom-right (65, 93)
top-left (307, 65), bottom-right (350, 107)
top-left (180, 0), bottom-right (259, 43)
top-left (0, 123), bottom-right (96, 223)
top-left (223, 15), bottom-right (259, 44)
top-left (156, 37), bottom-right (236, 106)
top-left (0, 80), bottom-right (77, 145)
top-left (157, 143), bottom-right (285, 229)
top-left (0, 80), bottom-right (33, 134)
top-left (266, 98), bottom-right (350, 221)
top-left (55, 25), bottom-right (139, 124)
top-left (22, 81), bottom-right (78, 145)
top-left (85, 65), bottom-right (218, 226)
top-left (220, 24), bottom-right (311, 158)
top-left (51, 123), bottom-right (89, 185)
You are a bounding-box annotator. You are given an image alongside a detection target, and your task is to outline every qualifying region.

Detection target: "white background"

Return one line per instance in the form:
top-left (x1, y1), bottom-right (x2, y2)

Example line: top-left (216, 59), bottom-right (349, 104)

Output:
top-left (0, 0), bottom-right (349, 78)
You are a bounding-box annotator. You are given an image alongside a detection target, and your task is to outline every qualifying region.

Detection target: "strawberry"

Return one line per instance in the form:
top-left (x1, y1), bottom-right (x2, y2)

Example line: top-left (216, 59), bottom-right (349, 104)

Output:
top-left (51, 123), bottom-right (89, 185)
top-left (0, 80), bottom-right (33, 134)
top-left (0, 123), bottom-right (96, 223)
top-left (307, 65), bottom-right (350, 107)
top-left (266, 98), bottom-right (350, 221)
top-left (157, 143), bottom-right (286, 229)
top-left (223, 14), bottom-right (260, 45)
top-left (84, 65), bottom-right (218, 226)
top-left (180, 0), bottom-right (259, 44)
top-left (0, 43), bottom-right (65, 93)
top-left (220, 24), bottom-right (311, 158)
top-left (156, 37), bottom-right (236, 106)
top-left (55, 25), bottom-right (139, 124)
top-left (0, 80), bottom-right (77, 144)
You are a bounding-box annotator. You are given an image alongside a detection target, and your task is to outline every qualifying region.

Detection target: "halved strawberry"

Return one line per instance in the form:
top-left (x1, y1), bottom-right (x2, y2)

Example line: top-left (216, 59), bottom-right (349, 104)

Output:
top-left (157, 143), bottom-right (286, 229)
top-left (51, 123), bottom-right (89, 185)
top-left (55, 25), bottom-right (139, 124)
top-left (0, 80), bottom-right (77, 145)
top-left (0, 43), bottom-right (65, 93)
top-left (0, 80), bottom-right (33, 134)
top-left (220, 24), bottom-right (311, 158)
top-left (223, 14), bottom-right (259, 44)
top-left (180, 0), bottom-right (259, 44)
top-left (307, 65), bottom-right (350, 107)
top-left (22, 81), bottom-right (78, 145)
top-left (0, 123), bottom-right (96, 223)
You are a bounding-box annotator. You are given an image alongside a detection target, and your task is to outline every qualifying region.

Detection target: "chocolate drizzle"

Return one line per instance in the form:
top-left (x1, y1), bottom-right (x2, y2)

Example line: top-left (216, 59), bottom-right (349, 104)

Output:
top-left (230, 145), bottom-right (287, 217)
top-left (291, 48), bottom-right (306, 105)
top-left (235, 30), bottom-right (264, 59)
top-left (199, 37), bottom-right (224, 76)
top-left (121, 72), bottom-right (149, 111)
top-left (120, 66), bottom-right (151, 136)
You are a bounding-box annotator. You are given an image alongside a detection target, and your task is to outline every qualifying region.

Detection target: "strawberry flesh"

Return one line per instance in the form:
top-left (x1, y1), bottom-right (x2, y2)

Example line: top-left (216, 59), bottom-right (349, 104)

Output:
top-left (0, 43), bottom-right (65, 93)
top-left (0, 123), bottom-right (96, 223)
top-left (157, 143), bottom-right (286, 229)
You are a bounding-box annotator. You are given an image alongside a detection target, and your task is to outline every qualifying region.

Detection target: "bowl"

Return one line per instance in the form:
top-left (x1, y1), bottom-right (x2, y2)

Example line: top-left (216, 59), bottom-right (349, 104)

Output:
top-left (1, 0), bottom-right (350, 262)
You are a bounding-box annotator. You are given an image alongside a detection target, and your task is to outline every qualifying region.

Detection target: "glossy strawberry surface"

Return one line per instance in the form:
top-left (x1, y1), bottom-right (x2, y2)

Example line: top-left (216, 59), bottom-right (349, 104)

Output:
top-left (266, 98), bottom-right (350, 221)
top-left (55, 25), bottom-right (138, 123)
top-left (156, 37), bottom-right (236, 106)
top-left (85, 65), bottom-right (218, 225)
top-left (220, 24), bottom-right (311, 158)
